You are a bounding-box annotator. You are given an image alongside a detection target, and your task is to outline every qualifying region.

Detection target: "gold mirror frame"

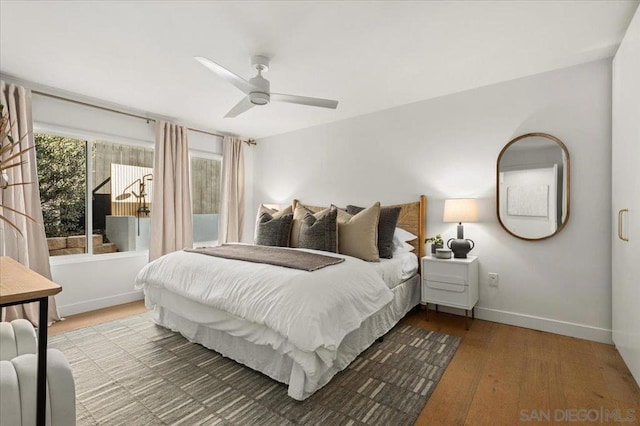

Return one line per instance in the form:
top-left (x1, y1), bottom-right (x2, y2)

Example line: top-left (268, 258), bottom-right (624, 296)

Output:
top-left (496, 132), bottom-right (570, 241)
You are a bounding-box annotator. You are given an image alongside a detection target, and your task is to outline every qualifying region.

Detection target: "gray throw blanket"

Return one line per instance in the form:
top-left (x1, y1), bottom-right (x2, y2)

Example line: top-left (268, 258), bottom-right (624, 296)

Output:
top-left (185, 244), bottom-right (345, 272)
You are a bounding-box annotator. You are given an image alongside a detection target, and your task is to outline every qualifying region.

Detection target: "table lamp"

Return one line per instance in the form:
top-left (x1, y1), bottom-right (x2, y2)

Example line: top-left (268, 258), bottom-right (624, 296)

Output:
top-left (443, 198), bottom-right (478, 258)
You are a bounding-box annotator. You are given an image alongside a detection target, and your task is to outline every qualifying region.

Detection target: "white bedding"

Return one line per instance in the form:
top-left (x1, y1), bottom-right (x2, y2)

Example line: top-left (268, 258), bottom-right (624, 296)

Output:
top-left (146, 275), bottom-right (420, 400)
top-left (373, 252), bottom-right (418, 289)
top-left (135, 247), bottom-right (394, 366)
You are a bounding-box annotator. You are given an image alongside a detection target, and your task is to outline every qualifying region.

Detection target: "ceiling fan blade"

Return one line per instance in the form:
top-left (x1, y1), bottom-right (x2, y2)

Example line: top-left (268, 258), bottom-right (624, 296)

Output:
top-left (194, 56), bottom-right (257, 94)
top-left (271, 93), bottom-right (339, 109)
top-left (224, 96), bottom-right (255, 118)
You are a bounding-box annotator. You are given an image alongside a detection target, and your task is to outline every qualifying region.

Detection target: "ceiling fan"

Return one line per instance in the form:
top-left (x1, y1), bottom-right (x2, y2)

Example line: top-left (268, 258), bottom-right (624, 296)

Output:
top-left (194, 55), bottom-right (339, 118)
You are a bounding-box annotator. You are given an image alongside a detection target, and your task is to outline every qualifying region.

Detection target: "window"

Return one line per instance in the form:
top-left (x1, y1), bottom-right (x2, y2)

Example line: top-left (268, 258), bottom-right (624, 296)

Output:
top-left (191, 156), bottom-right (221, 243)
top-left (35, 134), bottom-right (87, 255)
top-left (92, 141), bottom-right (154, 254)
top-left (36, 133), bottom-right (154, 256)
top-left (36, 130), bottom-right (223, 257)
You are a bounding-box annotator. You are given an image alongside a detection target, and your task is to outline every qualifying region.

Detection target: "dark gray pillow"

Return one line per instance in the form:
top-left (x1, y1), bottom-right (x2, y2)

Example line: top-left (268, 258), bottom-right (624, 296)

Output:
top-left (298, 206), bottom-right (338, 253)
top-left (255, 212), bottom-right (293, 247)
top-left (346, 205), bottom-right (400, 258)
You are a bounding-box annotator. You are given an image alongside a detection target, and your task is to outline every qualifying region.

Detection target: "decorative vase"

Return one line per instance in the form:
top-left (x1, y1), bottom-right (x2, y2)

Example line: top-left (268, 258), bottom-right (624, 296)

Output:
top-left (431, 243), bottom-right (443, 255)
top-left (447, 238), bottom-right (475, 259)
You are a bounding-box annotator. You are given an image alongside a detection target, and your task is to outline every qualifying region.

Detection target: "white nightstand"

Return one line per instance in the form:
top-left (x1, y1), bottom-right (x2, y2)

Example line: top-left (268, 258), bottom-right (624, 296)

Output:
top-left (421, 255), bottom-right (479, 330)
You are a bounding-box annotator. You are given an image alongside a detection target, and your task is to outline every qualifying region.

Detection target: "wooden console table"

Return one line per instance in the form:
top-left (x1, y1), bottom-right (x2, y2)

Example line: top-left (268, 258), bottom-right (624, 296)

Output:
top-left (0, 256), bottom-right (62, 426)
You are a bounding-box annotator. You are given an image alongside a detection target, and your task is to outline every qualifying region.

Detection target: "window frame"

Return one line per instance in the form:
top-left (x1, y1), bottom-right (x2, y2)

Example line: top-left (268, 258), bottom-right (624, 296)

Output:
top-left (34, 122), bottom-right (155, 264)
top-left (33, 123), bottom-right (224, 264)
top-left (189, 149), bottom-right (223, 246)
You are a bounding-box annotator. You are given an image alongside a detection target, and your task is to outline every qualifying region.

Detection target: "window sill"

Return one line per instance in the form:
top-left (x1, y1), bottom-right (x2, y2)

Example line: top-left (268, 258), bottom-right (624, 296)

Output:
top-left (193, 240), bottom-right (218, 247)
top-left (49, 250), bottom-right (149, 266)
top-left (48, 242), bottom-right (217, 267)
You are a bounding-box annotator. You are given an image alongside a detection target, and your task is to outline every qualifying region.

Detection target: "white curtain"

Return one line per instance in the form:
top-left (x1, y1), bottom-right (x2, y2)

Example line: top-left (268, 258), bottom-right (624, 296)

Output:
top-left (218, 136), bottom-right (245, 243)
top-left (149, 121), bottom-right (193, 261)
top-left (0, 81), bottom-right (61, 326)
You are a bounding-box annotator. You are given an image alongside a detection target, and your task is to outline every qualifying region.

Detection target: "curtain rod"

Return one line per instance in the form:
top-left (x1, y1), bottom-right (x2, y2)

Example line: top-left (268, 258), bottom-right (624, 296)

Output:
top-left (31, 90), bottom-right (257, 146)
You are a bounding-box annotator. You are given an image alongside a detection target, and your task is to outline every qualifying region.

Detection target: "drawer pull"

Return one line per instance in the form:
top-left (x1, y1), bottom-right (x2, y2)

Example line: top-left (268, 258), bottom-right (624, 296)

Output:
top-left (618, 209), bottom-right (629, 242)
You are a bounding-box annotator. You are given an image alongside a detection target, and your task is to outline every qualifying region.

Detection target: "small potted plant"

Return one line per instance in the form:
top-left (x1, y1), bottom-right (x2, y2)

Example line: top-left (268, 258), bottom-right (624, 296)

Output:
top-left (425, 234), bottom-right (444, 255)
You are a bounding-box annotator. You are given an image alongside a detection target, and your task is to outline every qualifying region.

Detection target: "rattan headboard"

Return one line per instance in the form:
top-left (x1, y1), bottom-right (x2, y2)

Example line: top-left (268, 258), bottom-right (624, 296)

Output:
top-left (292, 195), bottom-right (427, 260)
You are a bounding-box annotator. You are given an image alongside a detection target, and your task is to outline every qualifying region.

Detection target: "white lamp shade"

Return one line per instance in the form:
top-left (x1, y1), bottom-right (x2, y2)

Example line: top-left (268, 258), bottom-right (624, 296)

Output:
top-left (443, 198), bottom-right (478, 223)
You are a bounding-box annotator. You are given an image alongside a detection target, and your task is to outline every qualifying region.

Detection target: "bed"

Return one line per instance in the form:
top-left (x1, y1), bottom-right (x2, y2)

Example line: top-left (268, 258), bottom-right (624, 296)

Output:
top-left (135, 196), bottom-right (427, 400)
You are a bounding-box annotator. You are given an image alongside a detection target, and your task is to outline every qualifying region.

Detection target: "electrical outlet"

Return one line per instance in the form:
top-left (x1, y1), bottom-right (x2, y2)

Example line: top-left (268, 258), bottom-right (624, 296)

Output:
top-left (488, 272), bottom-right (499, 287)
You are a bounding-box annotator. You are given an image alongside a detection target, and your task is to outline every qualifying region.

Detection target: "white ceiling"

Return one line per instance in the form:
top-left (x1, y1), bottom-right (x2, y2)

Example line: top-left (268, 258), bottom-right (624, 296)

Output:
top-left (1, 1), bottom-right (637, 139)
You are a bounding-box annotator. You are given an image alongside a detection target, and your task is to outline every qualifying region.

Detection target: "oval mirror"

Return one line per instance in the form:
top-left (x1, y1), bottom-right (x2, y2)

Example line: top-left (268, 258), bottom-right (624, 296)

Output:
top-left (497, 133), bottom-right (570, 241)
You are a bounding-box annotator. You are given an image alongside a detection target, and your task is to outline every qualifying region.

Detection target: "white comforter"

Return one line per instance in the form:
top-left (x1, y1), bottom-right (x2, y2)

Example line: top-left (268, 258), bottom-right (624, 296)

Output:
top-left (135, 246), bottom-right (394, 365)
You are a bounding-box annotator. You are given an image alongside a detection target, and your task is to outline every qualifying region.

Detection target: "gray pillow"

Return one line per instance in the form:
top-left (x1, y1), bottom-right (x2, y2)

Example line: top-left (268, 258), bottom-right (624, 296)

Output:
top-left (298, 206), bottom-right (338, 253)
top-left (347, 204), bottom-right (400, 259)
top-left (254, 204), bottom-right (293, 242)
top-left (255, 212), bottom-right (293, 247)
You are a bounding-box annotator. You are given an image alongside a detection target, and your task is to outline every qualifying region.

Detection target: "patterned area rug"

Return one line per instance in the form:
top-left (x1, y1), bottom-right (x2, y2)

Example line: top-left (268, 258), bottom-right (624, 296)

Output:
top-left (49, 312), bottom-right (461, 425)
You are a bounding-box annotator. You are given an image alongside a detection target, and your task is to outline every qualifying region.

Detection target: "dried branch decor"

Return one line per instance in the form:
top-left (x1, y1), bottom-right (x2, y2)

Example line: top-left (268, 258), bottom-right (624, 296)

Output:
top-left (0, 103), bottom-right (37, 237)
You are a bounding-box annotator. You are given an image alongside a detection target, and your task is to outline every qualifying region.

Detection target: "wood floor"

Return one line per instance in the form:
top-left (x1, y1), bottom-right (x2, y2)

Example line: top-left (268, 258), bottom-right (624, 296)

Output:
top-left (51, 302), bottom-right (640, 425)
top-left (49, 301), bottom-right (148, 336)
top-left (404, 310), bottom-right (640, 425)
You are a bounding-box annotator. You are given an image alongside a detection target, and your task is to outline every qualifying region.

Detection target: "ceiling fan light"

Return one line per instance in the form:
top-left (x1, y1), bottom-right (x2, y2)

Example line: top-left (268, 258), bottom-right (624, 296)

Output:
top-left (249, 92), bottom-right (270, 105)
top-left (196, 55), bottom-right (338, 117)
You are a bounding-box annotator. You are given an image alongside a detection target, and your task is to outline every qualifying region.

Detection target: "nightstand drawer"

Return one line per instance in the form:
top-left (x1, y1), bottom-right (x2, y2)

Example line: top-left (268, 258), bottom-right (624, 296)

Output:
top-left (424, 280), bottom-right (468, 306)
top-left (424, 262), bottom-right (469, 285)
top-left (424, 272), bottom-right (467, 286)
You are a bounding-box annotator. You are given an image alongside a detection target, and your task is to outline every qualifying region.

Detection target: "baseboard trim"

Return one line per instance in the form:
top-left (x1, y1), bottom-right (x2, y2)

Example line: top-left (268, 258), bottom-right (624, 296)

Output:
top-left (58, 291), bottom-right (144, 317)
top-left (427, 304), bottom-right (612, 344)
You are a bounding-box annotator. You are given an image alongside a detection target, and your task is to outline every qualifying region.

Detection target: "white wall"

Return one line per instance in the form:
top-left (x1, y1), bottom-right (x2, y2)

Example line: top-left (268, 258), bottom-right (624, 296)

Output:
top-left (253, 59), bottom-right (613, 343)
top-left (28, 93), bottom-right (224, 316)
top-left (49, 252), bottom-right (149, 316)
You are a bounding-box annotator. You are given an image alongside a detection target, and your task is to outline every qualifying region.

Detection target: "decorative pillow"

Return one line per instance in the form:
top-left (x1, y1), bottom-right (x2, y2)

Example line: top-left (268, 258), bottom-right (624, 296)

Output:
top-left (393, 227), bottom-right (418, 246)
top-left (337, 202), bottom-right (381, 262)
top-left (391, 227), bottom-right (418, 256)
top-left (347, 204), bottom-right (400, 259)
top-left (298, 206), bottom-right (338, 253)
top-left (290, 204), bottom-right (332, 247)
top-left (254, 212), bottom-right (293, 247)
top-left (392, 241), bottom-right (414, 255)
top-left (254, 204), bottom-right (293, 244)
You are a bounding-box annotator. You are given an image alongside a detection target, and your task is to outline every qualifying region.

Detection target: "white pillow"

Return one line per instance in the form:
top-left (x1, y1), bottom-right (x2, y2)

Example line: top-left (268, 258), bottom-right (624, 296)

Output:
top-left (393, 227), bottom-right (418, 246)
top-left (392, 241), bottom-right (414, 255)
